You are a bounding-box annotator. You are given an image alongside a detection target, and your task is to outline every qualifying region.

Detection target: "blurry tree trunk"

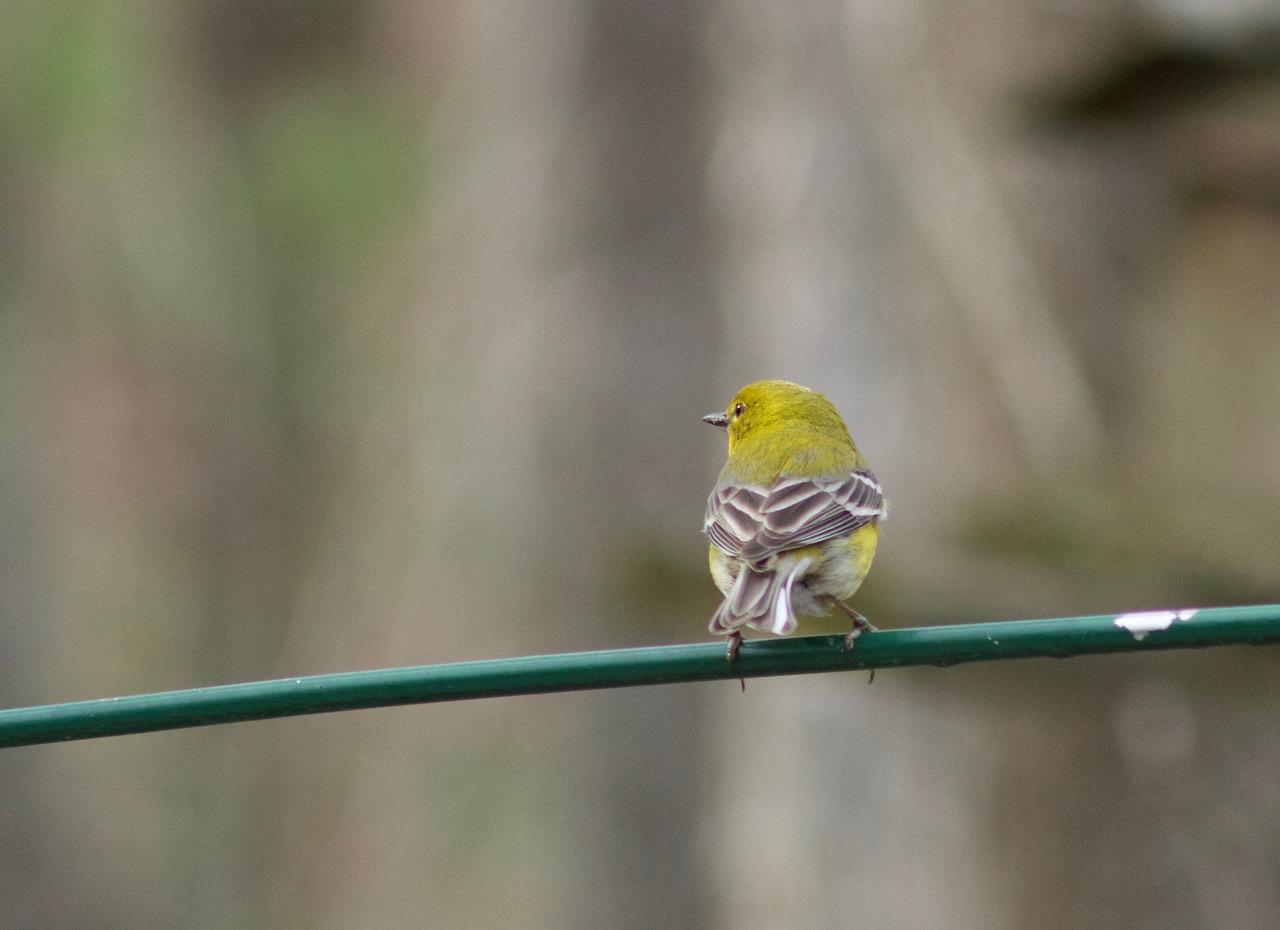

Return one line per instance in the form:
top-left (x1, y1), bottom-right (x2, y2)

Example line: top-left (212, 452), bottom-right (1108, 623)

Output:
top-left (554, 1), bottom-right (721, 928)
top-left (409, 0), bottom-right (720, 926)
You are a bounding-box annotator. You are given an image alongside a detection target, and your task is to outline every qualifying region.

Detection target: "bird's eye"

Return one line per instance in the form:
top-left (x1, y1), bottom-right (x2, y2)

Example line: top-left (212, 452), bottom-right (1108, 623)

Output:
top-left (733, 402), bottom-right (745, 417)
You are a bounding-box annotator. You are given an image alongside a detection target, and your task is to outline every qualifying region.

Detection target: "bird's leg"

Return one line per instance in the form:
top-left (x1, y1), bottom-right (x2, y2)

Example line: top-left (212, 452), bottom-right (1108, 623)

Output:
top-left (724, 632), bottom-right (746, 691)
top-left (828, 599), bottom-right (877, 683)
top-left (829, 599), bottom-right (876, 650)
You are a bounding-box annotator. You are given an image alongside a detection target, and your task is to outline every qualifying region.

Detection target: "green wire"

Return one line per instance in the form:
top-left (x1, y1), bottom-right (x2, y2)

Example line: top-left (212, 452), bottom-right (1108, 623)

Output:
top-left (2, 603), bottom-right (1278, 748)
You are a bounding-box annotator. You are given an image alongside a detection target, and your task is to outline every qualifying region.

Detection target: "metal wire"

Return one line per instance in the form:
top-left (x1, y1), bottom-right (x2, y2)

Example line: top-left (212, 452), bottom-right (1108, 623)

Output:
top-left (2, 603), bottom-right (1278, 748)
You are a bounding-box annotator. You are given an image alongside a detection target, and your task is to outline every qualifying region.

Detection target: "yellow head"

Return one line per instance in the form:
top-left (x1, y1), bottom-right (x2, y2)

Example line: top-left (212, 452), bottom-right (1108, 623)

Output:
top-left (703, 380), bottom-right (854, 457)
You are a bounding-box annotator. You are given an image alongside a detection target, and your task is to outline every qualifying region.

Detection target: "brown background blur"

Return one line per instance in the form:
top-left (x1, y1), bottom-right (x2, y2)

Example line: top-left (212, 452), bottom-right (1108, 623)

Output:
top-left (2, 1), bottom-right (1279, 927)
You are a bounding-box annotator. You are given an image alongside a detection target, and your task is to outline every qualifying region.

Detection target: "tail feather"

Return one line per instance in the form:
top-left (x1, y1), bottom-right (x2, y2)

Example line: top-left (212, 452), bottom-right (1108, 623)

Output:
top-left (709, 557), bottom-right (813, 636)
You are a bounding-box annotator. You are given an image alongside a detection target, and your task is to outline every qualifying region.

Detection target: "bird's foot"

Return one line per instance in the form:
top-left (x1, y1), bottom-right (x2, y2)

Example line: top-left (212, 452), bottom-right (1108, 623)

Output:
top-left (828, 600), bottom-right (877, 682)
top-left (725, 631), bottom-right (743, 663)
top-left (830, 600), bottom-right (876, 650)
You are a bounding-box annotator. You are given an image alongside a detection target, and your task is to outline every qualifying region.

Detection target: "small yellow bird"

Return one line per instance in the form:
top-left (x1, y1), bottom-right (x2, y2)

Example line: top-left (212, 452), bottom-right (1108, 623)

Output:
top-left (703, 380), bottom-right (886, 659)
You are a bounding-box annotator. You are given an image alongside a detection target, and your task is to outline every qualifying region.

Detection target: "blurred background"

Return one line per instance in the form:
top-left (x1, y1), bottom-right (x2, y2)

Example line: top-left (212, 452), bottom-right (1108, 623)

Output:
top-left (1, 0), bottom-right (1280, 927)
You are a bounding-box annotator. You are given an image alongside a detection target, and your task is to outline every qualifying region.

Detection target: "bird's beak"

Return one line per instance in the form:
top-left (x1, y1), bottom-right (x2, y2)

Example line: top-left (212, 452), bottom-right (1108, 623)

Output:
top-left (702, 412), bottom-right (730, 428)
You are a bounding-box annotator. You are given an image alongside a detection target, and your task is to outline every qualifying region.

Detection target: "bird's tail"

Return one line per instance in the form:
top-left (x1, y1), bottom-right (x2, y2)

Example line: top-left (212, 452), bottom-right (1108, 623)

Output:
top-left (709, 557), bottom-right (812, 637)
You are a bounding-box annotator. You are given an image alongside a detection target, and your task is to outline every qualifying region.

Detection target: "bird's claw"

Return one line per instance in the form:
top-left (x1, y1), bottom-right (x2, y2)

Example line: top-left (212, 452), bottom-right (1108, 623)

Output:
top-left (830, 599), bottom-right (876, 647)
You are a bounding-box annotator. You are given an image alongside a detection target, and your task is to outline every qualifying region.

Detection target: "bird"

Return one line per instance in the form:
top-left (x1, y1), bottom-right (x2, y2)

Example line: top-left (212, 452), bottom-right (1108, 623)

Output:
top-left (703, 380), bottom-right (886, 661)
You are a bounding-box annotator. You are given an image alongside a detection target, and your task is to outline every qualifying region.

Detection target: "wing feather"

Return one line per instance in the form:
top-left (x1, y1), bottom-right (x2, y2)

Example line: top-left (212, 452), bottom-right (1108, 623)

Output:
top-left (705, 469), bottom-right (885, 566)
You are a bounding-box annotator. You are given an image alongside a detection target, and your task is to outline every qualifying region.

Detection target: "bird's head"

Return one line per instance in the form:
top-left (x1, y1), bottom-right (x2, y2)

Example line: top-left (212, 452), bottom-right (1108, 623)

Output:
top-left (702, 380), bottom-right (848, 455)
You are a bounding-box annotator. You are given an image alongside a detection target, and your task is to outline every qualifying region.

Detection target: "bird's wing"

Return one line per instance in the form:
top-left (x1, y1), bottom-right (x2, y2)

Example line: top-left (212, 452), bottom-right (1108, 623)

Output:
top-left (705, 470), bottom-right (885, 566)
